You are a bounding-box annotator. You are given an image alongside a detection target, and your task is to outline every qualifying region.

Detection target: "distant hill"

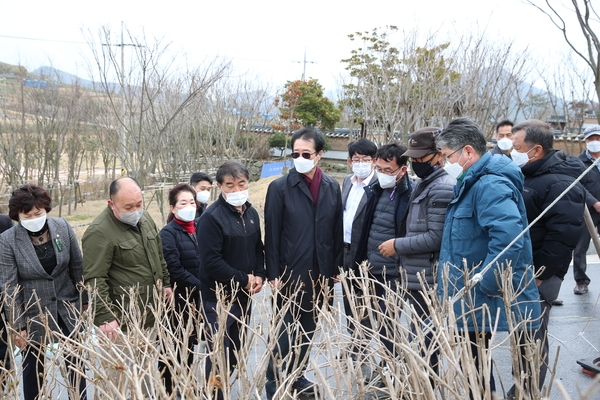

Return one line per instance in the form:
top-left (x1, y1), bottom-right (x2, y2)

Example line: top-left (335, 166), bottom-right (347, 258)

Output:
top-left (0, 61), bottom-right (28, 77)
top-left (31, 66), bottom-right (96, 89)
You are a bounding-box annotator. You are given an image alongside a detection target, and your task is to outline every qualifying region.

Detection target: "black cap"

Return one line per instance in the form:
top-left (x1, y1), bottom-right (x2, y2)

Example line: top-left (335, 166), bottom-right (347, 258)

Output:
top-left (403, 127), bottom-right (442, 158)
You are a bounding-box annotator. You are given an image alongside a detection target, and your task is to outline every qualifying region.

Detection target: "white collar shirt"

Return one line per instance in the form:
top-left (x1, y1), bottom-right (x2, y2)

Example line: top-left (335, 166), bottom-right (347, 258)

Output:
top-left (343, 170), bottom-right (374, 244)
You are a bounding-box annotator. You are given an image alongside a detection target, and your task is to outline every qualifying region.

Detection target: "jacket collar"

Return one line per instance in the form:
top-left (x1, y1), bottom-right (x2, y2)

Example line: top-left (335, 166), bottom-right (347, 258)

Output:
top-left (15, 217), bottom-right (64, 276)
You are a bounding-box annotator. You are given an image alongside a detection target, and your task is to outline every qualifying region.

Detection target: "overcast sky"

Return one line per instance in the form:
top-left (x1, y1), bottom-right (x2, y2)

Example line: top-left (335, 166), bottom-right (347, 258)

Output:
top-left (0, 0), bottom-right (584, 94)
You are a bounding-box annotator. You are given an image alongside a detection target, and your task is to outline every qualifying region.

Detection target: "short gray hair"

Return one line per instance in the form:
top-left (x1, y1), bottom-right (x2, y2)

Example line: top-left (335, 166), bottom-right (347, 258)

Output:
top-left (436, 117), bottom-right (487, 155)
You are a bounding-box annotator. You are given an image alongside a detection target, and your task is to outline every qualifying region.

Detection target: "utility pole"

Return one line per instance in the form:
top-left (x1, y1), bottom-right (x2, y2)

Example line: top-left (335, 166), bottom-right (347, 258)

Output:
top-left (102, 22), bottom-right (142, 176)
top-left (293, 47), bottom-right (317, 82)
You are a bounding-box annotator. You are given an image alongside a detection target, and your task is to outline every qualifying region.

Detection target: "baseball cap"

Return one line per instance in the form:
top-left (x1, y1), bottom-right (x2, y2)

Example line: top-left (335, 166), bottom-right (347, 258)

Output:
top-left (403, 127), bottom-right (443, 158)
top-left (583, 125), bottom-right (600, 140)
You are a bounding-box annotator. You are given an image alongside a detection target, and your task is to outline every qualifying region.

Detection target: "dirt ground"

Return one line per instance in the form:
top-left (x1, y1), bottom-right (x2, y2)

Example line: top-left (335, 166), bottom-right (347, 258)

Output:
top-left (54, 175), bottom-right (280, 240)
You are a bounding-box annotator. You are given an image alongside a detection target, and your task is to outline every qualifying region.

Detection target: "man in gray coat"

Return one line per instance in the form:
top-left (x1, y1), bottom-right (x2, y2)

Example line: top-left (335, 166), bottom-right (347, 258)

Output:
top-left (379, 127), bottom-right (455, 373)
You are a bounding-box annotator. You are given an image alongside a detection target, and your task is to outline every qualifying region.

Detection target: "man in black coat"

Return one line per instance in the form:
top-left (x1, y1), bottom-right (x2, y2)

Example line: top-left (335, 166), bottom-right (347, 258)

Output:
top-left (512, 120), bottom-right (586, 394)
top-left (264, 127), bottom-right (343, 399)
top-left (572, 125), bottom-right (600, 295)
top-left (197, 161), bottom-right (266, 400)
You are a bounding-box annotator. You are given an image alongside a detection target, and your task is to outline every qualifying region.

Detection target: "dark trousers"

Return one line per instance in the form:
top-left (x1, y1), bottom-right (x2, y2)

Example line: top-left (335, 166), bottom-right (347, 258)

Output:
top-left (159, 299), bottom-right (199, 394)
top-left (573, 224), bottom-right (596, 285)
top-left (159, 334), bottom-right (195, 394)
top-left (22, 316), bottom-right (86, 400)
top-left (535, 276), bottom-right (562, 389)
top-left (265, 308), bottom-right (318, 394)
top-left (407, 290), bottom-right (438, 374)
top-left (371, 274), bottom-right (398, 356)
top-left (467, 331), bottom-right (495, 400)
top-left (342, 274), bottom-right (373, 358)
top-left (203, 300), bottom-right (248, 399)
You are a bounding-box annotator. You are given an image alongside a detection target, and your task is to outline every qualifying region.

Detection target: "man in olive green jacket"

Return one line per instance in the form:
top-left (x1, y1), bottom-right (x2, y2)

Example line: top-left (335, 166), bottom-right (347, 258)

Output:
top-left (82, 177), bottom-right (172, 338)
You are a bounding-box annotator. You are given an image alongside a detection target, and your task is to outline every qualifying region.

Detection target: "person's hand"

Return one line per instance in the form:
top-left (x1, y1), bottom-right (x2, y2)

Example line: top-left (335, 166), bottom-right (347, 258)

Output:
top-left (100, 320), bottom-right (120, 342)
top-left (14, 330), bottom-right (27, 350)
top-left (251, 276), bottom-right (264, 294)
top-left (163, 287), bottom-right (174, 306)
top-left (269, 278), bottom-right (281, 290)
top-left (378, 239), bottom-right (397, 258)
top-left (245, 274), bottom-right (256, 291)
top-left (536, 278), bottom-right (543, 287)
top-left (593, 202), bottom-right (600, 214)
top-left (332, 275), bottom-right (340, 284)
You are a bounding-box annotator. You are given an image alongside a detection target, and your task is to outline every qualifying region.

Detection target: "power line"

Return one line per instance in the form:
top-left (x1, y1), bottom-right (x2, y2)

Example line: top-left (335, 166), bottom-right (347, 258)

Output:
top-left (0, 34), bottom-right (86, 45)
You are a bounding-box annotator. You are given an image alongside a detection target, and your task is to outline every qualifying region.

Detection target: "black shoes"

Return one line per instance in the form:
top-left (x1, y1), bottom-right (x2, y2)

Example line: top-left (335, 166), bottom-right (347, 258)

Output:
top-left (291, 376), bottom-right (316, 394)
top-left (266, 376), bottom-right (315, 399)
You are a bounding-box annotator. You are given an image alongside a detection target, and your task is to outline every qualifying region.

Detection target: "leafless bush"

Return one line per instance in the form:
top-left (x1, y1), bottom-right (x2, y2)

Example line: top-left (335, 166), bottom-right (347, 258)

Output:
top-left (1, 263), bottom-right (598, 399)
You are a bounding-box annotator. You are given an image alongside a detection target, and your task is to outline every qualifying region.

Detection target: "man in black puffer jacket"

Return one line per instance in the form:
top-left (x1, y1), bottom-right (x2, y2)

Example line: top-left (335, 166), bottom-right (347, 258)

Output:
top-left (354, 143), bottom-right (413, 356)
top-left (197, 161), bottom-right (266, 400)
top-left (512, 120), bottom-right (586, 394)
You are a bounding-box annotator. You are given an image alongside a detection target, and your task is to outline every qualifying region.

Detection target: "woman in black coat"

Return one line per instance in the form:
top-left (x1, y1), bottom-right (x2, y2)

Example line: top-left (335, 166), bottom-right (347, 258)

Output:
top-left (158, 183), bottom-right (203, 394)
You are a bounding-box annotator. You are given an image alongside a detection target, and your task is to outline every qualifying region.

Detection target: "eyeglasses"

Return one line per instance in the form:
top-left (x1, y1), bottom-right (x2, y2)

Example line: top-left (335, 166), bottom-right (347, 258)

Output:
top-left (442, 146), bottom-right (464, 163)
top-left (291, 151), bottom-right (316, 159)
top-left (375, 166), bottom-right (401, 176)
top-left (351, 158), bottom-right (373, 164)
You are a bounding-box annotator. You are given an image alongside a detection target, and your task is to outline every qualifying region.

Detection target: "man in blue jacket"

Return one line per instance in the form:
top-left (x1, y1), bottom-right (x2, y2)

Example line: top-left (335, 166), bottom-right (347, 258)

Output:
top-left (436, 118), bottom-right (541, 397)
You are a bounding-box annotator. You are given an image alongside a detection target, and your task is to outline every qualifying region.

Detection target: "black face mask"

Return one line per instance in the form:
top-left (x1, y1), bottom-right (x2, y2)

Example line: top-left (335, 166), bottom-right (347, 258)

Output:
top-left (411, 154), bottom-right (437, 179)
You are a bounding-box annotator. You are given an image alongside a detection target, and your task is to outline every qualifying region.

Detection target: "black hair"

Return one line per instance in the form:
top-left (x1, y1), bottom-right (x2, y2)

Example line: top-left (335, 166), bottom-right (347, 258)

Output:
top-left (375, 143), bottom-right (409, 167)
top-left (348, 138), bottom-right (377, 159)
top-left (512, 119), bottom-right (554, 153)
top-left (215, 161), bottom-right (250, 184)
top-left (291, 127), bottom-right (325, 153)
top-left (496, 119), bottom-right (514, 132)
top-left (190, 172), bottom-right (213, 186)
top-left (8, 184), bottom-right (52, 221)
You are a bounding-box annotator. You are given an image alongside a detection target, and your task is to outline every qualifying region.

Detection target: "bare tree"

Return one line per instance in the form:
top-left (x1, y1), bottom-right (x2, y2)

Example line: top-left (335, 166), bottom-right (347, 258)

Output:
top-left (526, 0), bottom-right (600, 122)
top-left (83, 25), bottom-right (230, 186)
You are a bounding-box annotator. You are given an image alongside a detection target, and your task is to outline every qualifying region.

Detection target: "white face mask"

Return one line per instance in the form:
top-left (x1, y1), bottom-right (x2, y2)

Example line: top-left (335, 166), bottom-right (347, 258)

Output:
top-left (176, 205), bottom-right (196, 222)
top-left (377, 170), bottom-right (399, 189)
top-left (497, 138), bottom-right (513, 151)
top-left (224, 190), bottom-right (249, 207)
top-left (352, 162), bottom-right (372, 179)
top-left (443, 150), bottom-right (465, 180)
top-left (20, 214), bottom-right (47, 233)
top-left (118, 209), bottom-right (144, 226)
top-left (510, 148), bottom-right (532, 167)
top-left (196, 190), bottom-right (210, 204)
top-left (587, 140), bottom-right (600, 153)
top-left (294, 157), bottom-right (315, 174)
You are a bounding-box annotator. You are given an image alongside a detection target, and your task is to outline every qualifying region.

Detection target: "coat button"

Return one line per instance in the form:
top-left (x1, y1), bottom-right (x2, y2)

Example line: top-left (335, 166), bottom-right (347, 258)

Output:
top-left (48, 278), bottom-right (53, 281)
top-left (51, 297), bottom-right (56, 301)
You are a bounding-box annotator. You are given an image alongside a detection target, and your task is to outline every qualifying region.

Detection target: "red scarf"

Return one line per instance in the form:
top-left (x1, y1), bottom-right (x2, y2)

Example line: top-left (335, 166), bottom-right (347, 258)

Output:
top-left (302, 166), bottom-right (322, 204)
top-left (173, 218), bottom-right (195, 234)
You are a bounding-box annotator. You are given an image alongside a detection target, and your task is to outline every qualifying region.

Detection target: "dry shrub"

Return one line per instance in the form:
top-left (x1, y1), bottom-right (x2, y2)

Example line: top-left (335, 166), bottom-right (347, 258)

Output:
top-left (1, 264), bottom-right (599, 400)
